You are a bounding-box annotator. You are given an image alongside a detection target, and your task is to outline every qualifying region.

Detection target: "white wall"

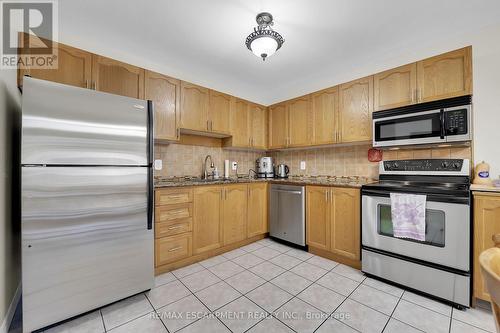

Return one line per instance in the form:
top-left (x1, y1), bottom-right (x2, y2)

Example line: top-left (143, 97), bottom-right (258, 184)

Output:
top-left (0, 68), bottom-right (21, 331)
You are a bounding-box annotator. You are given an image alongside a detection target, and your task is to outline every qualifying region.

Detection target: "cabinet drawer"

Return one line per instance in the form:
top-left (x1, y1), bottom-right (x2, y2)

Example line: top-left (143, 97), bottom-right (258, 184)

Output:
top-left (155, 203), bottom-right (192, 222)
top-left (155, 218), bottom-right (192, 238)
top-left (155, 188), bottom-right (193, 205)
top-left (155, 233), bottom-right (192, 266)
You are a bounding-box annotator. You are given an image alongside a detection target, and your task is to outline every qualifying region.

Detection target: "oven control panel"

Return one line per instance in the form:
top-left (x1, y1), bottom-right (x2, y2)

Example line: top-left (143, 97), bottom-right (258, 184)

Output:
top-left (383, 159), bottom-right (464, 172)
top-left (445, 109), bottom-right (468, 135)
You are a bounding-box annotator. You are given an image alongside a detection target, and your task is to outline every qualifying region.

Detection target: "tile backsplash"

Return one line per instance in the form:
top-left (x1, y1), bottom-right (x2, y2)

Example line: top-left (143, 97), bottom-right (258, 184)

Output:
top-left (154, 143), bottom-right (265, 178)
top-left (155, 141), bottom-right (472, 180)
top-left (271, 144), bottom-right (379, 179)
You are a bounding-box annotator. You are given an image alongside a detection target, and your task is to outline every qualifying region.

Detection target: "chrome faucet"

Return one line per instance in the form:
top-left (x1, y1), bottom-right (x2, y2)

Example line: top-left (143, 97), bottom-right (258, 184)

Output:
top-left (202, 155), bottom-right (215, 180)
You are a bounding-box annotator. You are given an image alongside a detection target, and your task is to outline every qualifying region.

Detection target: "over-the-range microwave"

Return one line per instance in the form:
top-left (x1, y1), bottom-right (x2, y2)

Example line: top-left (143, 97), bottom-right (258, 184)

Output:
top-left (372, 95), bottom-right (472, 148)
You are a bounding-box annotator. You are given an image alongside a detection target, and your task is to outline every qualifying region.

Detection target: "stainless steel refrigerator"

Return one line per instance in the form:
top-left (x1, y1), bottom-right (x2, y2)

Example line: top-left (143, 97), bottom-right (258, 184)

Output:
top-left (21, 77), bottom-right (154, 332)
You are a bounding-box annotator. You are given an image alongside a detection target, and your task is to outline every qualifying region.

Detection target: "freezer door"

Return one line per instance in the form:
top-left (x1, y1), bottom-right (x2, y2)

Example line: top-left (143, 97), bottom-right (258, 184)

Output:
top-left (22, 166), bottom-right (153, 332)
top-left (22, 77), bottom-right (149, 166)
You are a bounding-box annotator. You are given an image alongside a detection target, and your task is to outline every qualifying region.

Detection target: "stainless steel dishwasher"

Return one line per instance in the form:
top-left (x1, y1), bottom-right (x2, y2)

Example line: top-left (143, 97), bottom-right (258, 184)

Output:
top-left (269, 184), bottom-right (305, 246)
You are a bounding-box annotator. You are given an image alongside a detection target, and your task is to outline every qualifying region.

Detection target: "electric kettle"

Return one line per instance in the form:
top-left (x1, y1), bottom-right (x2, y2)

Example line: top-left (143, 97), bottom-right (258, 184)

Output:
top-left (276, 164), bottom-right (289, 178)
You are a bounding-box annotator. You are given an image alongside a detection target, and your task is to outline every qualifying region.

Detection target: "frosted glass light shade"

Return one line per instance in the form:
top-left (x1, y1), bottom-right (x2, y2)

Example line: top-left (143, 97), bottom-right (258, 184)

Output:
top-left (250, 36), bottom-right (278, 60)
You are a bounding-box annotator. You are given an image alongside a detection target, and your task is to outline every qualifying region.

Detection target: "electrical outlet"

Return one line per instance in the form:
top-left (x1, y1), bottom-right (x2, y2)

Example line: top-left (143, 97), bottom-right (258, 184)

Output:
top-left (154, 159), bottom-right (163, 170)
top-left (300, 161), bottom-right (306, 170)
top-left (231, 161), bottom-right (238, 171)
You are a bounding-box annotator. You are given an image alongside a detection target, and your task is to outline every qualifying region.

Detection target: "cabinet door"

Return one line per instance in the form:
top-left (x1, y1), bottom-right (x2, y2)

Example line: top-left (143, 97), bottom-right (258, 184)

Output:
top-left (92, 55), bottom-right (144, 99)
top-left (306, 186), bottom-right (331, 250)
top-left (229, 98), bottom-right (250, 147)
top-left (18, 34), bottom-right (92, 89)
top-left (374, 63), bottom-right (417, 111)
top-left (288, 95), bottom-right (313, 147)
top-left (339, 76), bottom-right (374, 143)
top-left (330, 188), bottom-right (360, 261)
top-left (209, 90), bottom-right (231, 134)
top-left (250, 104), bottom-right (268, 150)
top-left (417, 47), bottom-right (472, 103)
top-left (145, 70), bottom-right (180, 141)
top-left (180, 82), bottom-right (209, 132)
top-left (268, 103), bottom-right (288, 149)
top-left (312, 87), bottom-right (338, 145)
top-left (193, 186), bottom-right (223, 254)
top-left (247, 183), bottom-right (268, 238)
top-left (473, 193), bottom-right (500, 302)
top-left (222, 185), bottom-right (248, 245)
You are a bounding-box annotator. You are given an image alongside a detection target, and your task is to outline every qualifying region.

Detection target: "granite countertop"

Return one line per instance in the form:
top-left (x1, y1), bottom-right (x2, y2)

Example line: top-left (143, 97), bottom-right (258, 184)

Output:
top-left (471, 184), bottom-right (500, 193)
top-left (154, 175), bottom-right (375, 189)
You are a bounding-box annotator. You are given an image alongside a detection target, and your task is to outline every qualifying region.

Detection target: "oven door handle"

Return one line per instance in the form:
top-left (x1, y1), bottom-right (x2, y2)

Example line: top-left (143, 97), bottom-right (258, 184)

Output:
top-left (362, 189), bottom-right (470, 205)
top-left (440, 109), bottom-right (446, 139)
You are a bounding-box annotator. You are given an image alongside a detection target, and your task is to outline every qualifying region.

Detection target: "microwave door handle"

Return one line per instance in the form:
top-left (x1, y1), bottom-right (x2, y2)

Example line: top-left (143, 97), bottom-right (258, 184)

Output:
top-left (440, 109), bottom-right (446, 139)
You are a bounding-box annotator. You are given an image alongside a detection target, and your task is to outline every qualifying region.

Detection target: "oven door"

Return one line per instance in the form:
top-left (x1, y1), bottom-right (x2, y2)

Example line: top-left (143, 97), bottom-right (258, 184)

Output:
top-left (362, 193), bottom-right (470, 271)
top-left (373, 109), bottom-right (445, 147)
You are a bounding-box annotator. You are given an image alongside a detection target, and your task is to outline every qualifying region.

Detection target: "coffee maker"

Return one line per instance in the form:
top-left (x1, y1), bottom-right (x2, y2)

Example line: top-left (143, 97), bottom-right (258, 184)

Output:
top-left (256, 157), bottom-right (274, 178)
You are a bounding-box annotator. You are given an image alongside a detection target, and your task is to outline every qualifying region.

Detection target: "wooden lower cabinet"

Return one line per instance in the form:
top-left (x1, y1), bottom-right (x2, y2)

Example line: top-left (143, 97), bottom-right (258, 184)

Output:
top-left (247, 183), bottom-right (268, 238)
top-left (306, 186), bottom-right (331, 250)
top-left (223, 184), bottom-right (248, 245)
top-left (155, 183), bottom-right (269, 273)
top-left (330, 187), bottom-right (360, 261)
top-left (155, 233), bottom-right (192, 266)
top-left (473, 191), bottom-right (500, 302)
top-left (193, 186), bottom-right (223, 254)
top-left (306, 186), bottom-right (361, 267)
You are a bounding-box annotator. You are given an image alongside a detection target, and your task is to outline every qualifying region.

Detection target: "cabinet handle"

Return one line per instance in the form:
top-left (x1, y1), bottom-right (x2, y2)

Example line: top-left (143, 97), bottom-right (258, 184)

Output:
top-left (419, 89), bottom-right (422, 102)
top-left (85, 80), bottom-right (89, 89)
top-left (207, 120), bottom-right (209, 131)
top-left (210, 120), bottom-right (213, 132)
top-left (168, 246), bottom-right (182, 252)
top-left (411, 89), bottom-right (415, 103)
top-left (168, 224), bottom-right (183, 230)
top-left (177, 128), bottom-right (180, 139)
top-left (91, 82), bottom-right (96, 90)
top-left (325, 190), bottom-right (328, 202)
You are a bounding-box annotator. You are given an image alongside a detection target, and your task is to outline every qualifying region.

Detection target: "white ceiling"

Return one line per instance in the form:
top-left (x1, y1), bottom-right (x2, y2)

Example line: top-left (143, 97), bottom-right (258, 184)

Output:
top-left (59, 0), bottom-right (500, 105)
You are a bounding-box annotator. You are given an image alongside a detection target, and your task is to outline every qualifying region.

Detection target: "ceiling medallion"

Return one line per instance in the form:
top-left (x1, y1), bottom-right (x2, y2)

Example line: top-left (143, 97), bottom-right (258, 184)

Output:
top-left (245, 12), bottom-right (285, 61)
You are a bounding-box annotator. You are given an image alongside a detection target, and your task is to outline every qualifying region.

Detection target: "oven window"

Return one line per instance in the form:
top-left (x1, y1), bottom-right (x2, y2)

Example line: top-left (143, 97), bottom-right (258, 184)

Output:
top-left (375, 112), bottom-right (442, 142)
top-left (378, 204), bottom-right (445, 247)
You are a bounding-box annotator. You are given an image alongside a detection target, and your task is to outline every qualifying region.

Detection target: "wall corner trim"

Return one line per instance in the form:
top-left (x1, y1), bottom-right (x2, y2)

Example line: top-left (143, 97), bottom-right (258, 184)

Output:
top-left (0, 283), bottom-right (21, 333)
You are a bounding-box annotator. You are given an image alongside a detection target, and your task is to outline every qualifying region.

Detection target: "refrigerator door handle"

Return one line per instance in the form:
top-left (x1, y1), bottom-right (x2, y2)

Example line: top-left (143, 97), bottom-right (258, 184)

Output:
top-left (147, 100), bottom-right (154, 230)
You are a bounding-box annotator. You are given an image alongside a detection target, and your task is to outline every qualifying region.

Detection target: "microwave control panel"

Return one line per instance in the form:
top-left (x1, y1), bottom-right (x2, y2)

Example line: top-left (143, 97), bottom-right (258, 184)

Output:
top-left (445, 109), bottom-right (468, 135)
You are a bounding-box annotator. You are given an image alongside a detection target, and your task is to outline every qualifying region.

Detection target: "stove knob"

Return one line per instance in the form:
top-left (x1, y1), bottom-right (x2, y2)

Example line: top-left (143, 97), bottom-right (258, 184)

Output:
top-left (441, 161), bottom-right (449, 168)
top-left (453, 162), bottom-right (461, 169)
top-left (393, 162), bottom-right (399, 169)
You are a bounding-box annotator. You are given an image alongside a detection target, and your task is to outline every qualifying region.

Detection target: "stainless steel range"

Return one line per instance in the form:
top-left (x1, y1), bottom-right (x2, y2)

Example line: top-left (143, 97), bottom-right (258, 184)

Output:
top-left (361, 158), bottom-right (471, 308)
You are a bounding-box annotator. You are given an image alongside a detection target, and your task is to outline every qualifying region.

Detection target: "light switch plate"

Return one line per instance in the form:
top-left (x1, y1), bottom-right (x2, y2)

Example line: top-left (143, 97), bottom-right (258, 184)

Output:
top-left (231, 161), bottom-right (238, 171)
top-left (154, 159), bottom-right (163, 170)
top-left (300, 161), bottom-right (306, 170)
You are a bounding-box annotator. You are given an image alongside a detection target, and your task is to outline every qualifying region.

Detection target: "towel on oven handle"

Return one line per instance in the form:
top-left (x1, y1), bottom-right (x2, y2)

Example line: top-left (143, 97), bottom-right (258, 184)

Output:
top-left (390, 193), bottom-right (426, 241)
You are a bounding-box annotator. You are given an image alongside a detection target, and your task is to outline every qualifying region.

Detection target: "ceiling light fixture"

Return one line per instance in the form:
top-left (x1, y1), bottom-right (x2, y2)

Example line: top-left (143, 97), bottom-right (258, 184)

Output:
top-left (245, 12), bottom-right (285, 61)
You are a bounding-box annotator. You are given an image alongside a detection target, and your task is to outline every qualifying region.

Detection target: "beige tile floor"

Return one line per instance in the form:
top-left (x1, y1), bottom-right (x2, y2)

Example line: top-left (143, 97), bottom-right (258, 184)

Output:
top-left (32, 238), bottom-right (495, 333)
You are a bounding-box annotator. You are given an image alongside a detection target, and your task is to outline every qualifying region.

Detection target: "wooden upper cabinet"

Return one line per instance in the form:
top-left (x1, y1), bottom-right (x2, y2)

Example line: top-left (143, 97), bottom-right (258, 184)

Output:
top-left (208, 90), bottom-right (231, 134)
top-left (222, 184), bottom-right (248, 245)
top-left (288, 95), bottom-right (313, 147)
top-left (247, 183), bottom-right (268, 238)
top-left (250, 104), bottom-right (268, 150)
top-left (306, 186), bottom-right (331, 251)
top-left (331, 188), bottom-right (360, 261)
top-left (145, 70), bottom-right (180, 141)
top-left (268, 103), bottom-right (288, 149)
top-left (92, 55), bottom-right (144, 99)
top-left (339, 76), bottom-right (374, 143)
top-left (193, 186), bottom-right (222, 254)
top-left (180, 82), bottom-right (209, 132)
top-left (473, 192), bottom-right (500, 302)
top-left (18, 34), bottom-right (92, 88)
top-left (374, 63), bottom-right (417, 111)
top-left (311, 87), bottom-right (338, 145)
top-left (417, 46), bottom-right (472, 103)
top-left (229, 98), bottom-right (250, 147)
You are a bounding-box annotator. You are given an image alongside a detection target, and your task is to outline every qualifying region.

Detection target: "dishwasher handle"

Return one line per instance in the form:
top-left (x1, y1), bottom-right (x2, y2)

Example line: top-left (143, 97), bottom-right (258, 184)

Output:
top-left (271, 189), bottom-right (303, 195)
